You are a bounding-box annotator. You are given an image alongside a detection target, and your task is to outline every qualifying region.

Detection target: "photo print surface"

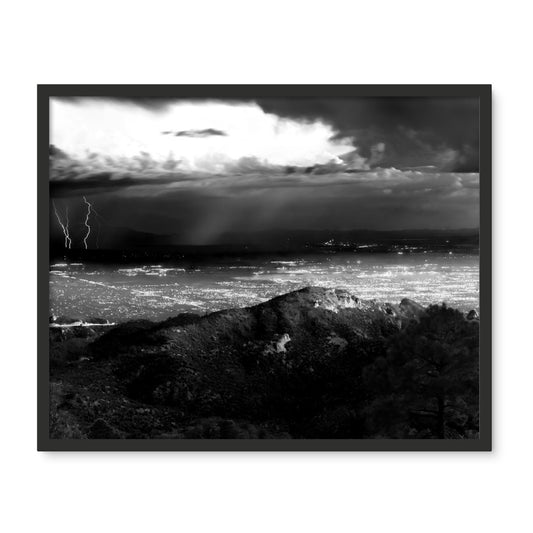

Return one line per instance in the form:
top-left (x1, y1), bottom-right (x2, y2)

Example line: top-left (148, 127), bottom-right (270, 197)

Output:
top-left (42, 86), bottom-right (489, 450)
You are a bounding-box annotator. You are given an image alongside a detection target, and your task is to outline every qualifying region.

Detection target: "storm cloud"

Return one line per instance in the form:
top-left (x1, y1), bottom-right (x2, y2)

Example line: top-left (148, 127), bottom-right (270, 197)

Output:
top-left (49, 96), bottom-right (480, 240)
top-left (256, 97), bottom-right (479, 172)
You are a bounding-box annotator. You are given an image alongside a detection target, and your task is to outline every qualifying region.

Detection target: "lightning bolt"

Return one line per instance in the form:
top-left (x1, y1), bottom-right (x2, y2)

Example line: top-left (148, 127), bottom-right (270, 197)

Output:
top-left (65, 207), bottom-right (72, 249)
top-left (82, 196), bottom-right (93, 249)
top-left (52, 201), bottom-right (72, 249)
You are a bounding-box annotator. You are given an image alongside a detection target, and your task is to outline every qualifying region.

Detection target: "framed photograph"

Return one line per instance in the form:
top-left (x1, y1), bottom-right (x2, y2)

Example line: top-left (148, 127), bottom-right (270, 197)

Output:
top-left (38, 85), bottom-right (491, 451)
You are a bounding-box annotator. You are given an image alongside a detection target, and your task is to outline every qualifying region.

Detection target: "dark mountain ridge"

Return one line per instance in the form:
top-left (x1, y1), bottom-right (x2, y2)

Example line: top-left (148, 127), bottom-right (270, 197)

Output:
top-left (49, 287), bottom-right (479, 440)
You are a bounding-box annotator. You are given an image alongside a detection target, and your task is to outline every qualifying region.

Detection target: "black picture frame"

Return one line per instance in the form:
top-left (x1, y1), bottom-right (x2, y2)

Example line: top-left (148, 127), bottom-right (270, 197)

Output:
top-left (38, 84), bottom-right (491, 451)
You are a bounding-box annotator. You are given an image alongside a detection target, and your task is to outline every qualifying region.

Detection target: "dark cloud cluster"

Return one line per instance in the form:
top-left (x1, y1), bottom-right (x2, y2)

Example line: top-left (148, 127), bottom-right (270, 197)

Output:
top-left (255, 97), bottom-right (479, 172)
top-left (162, 128), bottom-right (227, 138)
top-left (51, 170), bottom-right (479, 245)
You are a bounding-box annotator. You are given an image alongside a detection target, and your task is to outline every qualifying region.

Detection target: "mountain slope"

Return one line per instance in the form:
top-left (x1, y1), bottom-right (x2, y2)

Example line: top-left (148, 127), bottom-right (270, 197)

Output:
top-left (49, 287), bottom-right (479, 439)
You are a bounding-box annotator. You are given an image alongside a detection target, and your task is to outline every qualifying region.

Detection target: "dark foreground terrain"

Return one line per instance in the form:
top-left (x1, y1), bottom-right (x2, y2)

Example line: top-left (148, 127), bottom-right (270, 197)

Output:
top-left (49, 287), bottom-right (479, 439)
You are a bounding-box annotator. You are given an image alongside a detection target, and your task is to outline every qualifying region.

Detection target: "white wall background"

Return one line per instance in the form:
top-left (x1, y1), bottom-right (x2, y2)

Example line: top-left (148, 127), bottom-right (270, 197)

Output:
top-left (0, 1), bottom-right (531, 531)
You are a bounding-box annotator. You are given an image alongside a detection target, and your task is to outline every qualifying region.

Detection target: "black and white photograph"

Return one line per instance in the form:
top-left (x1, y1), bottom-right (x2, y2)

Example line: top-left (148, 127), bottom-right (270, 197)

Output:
top-left (7, 2), bottom-right (533, 531)
top-left (40, 86), bottom-right (490, 449)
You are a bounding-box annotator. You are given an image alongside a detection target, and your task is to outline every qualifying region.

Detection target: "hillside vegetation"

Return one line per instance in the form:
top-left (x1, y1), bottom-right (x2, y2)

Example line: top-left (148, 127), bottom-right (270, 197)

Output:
top-left (49, 287), bottom-right (479, 439)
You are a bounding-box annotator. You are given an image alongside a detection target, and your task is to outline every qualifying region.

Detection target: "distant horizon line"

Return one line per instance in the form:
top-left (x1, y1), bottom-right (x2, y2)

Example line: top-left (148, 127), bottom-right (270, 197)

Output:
top-left (51, 226), bottom-right (481, 238)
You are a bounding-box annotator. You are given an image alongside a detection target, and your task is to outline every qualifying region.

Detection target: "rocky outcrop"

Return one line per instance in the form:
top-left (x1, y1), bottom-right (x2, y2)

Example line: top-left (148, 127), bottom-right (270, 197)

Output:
top-left (399, 298), bottom-right (426, 321)
top-left (312, 288), bottom-right (363, 313)
top-left (263, 333), bottom-right (291, 355)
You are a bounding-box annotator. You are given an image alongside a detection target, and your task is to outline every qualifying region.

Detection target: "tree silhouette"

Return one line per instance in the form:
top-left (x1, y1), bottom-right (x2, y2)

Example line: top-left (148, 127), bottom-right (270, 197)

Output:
top-left (362, 305), bottom-right (479, 438)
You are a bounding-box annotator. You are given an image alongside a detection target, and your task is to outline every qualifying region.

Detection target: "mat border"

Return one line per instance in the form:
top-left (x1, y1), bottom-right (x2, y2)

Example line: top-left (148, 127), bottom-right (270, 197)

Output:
top-left (37, 84), bottom-right (491, 451)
